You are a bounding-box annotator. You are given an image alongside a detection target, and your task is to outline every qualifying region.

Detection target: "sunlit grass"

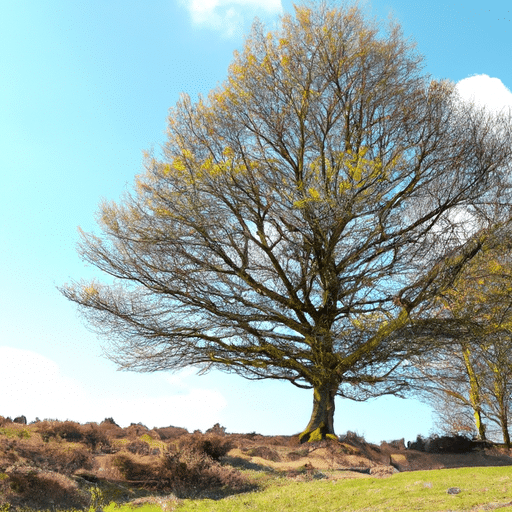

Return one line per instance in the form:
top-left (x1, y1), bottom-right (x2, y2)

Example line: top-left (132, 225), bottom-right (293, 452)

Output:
top-left (171, 466), bottom-right (512, 512)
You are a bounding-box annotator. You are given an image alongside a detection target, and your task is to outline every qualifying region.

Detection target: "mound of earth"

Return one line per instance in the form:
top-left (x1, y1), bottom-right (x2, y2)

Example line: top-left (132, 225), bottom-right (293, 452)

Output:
top-left (225, 433), bottom-right (512, 479)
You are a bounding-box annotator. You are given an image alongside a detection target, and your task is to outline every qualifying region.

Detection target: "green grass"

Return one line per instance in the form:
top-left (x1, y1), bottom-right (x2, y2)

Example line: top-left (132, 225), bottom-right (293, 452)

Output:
top-left (145, 466), bottom-right (512, 512)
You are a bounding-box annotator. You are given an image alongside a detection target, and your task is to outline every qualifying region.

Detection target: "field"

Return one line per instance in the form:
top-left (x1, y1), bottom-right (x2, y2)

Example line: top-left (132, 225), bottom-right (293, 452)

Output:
top-left (162, 467), bottom-right (512, 511)
top-left (1, 416), bottom-right (512, 512)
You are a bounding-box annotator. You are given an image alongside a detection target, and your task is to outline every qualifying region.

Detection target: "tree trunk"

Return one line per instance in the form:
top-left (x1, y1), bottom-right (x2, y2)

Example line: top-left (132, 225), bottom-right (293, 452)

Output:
top-left (497, 396), bottom-right (511, 448)
top-left (493, 374), bottom-right (510, 449)
top-left (462, 345), bottom-right (487, 440)
top-left (472, 408), bottom-right (487, 441)
top-left (299, 381), bottom-right (338, 443)
top-left (501, 420), bottom-right (511, 449)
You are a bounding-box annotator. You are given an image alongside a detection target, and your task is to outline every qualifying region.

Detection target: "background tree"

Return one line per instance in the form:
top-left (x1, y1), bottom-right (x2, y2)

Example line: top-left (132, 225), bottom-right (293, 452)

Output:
top-left (60, 3), bottom-right (512, 442)
top-left (409, 243), bottom-right (512, 446)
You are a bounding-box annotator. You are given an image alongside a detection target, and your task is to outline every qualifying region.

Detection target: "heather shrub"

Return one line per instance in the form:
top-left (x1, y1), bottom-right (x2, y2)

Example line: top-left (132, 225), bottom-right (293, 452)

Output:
top-left (408, 434), bottom-right (475, 454)
top-left (112, 443), bottom-right (252, 499)
top-left (178, 433), bottom-right (232, 460)
top-left (154, 426), bottom-right (188, 441)
top-left (125, 423), bottom-right (149, 439)
top-left (339, 431), bottom-right (366, 444)
top-left (37, 420), bottom-right (83, 442)
top-left (205, 423), bottom-right (227, 436)
top-left (126, 440), bottom-right (151, 456)
top-left (82, 424), bottom-right (112, 452)
top-left (407, 435), bottom-right (426, 451)
top-left (381, 439), bottom-right (406, 450)
top-left (159, 445), bottom-right (253, 498)
top-left (4, 469), bottom-right (89, 510)
top-left (99, 419), bottom-right (126, 439)
top-left (16, 443), bottom-right (93, 473)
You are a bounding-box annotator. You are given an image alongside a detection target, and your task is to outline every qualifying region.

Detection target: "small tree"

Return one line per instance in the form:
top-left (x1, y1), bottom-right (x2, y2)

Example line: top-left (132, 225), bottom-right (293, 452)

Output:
top-left (60, 3), bottom-right (512, 442)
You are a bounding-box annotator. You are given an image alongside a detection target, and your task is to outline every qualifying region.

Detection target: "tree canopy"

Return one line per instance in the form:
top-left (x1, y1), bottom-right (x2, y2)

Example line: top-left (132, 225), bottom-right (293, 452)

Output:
top-left (61, 2), bottom-right (512, 442)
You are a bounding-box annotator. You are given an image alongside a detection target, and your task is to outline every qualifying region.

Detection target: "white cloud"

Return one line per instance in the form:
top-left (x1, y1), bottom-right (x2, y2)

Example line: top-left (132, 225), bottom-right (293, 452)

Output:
top-left (456, 74), bottom-right (512, 115)
top-left (0, 346), bottom-right (227, 431)
top-left (182, 0), bottom-right (283, 38)
top-left (0, 347), bottom-right (86, 421)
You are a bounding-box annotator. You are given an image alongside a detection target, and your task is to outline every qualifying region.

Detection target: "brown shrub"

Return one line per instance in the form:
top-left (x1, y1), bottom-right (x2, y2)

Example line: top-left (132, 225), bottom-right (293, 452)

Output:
top-left (177, 433), bottom-right (232, 461)
top-left (125, 423), bottom-right (149, 439)
top-left (4, 468), bottom-right (89, 510)
top-left (112, 444), bottom-right (253, 499)
top-left (126, 440), bottom-right (151, 456)
top-left (205, 423), bottom-right (226, 436)
top-left (266, 435), bottom-right (290, 446)
top-left (154, 426), bottom-right (188, 441)
top-left (98, 419), bottom-right (126, 439)
top-left (16, 442), bottom-right (93, 474)
top-left (381, 439), bottom-right (406, 451)
top-left (81, 423), bottom-right (112, 452)
top-left (159, 445), bottom-right (253, 498)
top-left (36, 420), bottom-right (83, 442)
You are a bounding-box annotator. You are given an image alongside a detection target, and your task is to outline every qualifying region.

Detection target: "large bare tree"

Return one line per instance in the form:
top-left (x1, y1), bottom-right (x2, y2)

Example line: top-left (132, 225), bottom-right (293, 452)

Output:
top-left (61, 3), bottom-right (512, 442)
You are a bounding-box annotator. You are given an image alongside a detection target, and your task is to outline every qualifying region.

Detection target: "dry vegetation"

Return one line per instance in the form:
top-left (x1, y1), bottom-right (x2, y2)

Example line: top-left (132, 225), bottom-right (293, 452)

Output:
top-left (1, 416), bottom-right (512, 511)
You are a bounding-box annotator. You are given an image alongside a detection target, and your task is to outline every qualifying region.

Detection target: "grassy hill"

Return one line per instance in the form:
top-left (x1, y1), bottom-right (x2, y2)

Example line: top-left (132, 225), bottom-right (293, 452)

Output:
top-left (1, 416), bottom-right (511, 512)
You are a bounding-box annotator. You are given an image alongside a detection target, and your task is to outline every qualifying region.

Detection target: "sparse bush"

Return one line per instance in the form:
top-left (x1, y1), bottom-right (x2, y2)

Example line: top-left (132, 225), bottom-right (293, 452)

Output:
top-left (103, 417), bottom-right (120, 427)
top-left (159, 445), bottom-right (253, 498)
top-left (126, 440), bottom-right (151, 456)
top-left (426, 435), bottom-right (474, 454)
top-left (339, 431), bottom-right (366, 444)
top-left (206, 423), bottom-right (226, 436)
top-left (125, 423), bottom-right (149, 439)
top-left (37, 420), bottom-right (83, 442)
top-left (154, 426), bottom-right (188, 441)
top-left (407, 434), bottom-right (476, 453)
top-left (4, 469), bottom-right (89, 510)
top-left (178, 433), bottom-right (232, 461)
top-left (16, 443), bottom-right (93, 473)
top-left (407, 435), bottom-right (426, 451)
top-left (99, 419), bottom-right (125, 439)
top-left (82, 424), bottom-right (111, 452)
top-left (383, 439), bottom-right (406, 450)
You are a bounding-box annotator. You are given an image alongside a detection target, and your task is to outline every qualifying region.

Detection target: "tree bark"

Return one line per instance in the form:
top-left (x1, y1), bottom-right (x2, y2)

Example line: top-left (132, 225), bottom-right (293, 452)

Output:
top-left (500, 420), bottom-right (511, 449)
top-left (462, 345), bottom-right (487, 440)
top-left (299, 381), bottom-right (338, 443)
top-left (472, 408), bottom-right (487, 441)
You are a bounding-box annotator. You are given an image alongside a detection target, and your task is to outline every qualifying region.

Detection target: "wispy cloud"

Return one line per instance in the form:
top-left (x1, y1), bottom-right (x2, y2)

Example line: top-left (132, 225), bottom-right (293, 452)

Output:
top-left (182, 0), bottom-right (283, 38)
top-left (0, 347), bottom-right (227, 430)
top-left (456, 74), bottom-right (512, 115)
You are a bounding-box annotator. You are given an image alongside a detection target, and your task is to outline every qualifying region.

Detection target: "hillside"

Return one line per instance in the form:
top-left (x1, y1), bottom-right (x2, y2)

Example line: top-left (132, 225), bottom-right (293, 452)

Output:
top-left (1, 416), bottom-right (511, 511)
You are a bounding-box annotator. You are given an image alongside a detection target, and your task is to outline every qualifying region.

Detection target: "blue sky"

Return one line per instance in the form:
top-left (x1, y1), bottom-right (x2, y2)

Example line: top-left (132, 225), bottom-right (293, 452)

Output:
top-left (1, 0), bottom-right (511, 443)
